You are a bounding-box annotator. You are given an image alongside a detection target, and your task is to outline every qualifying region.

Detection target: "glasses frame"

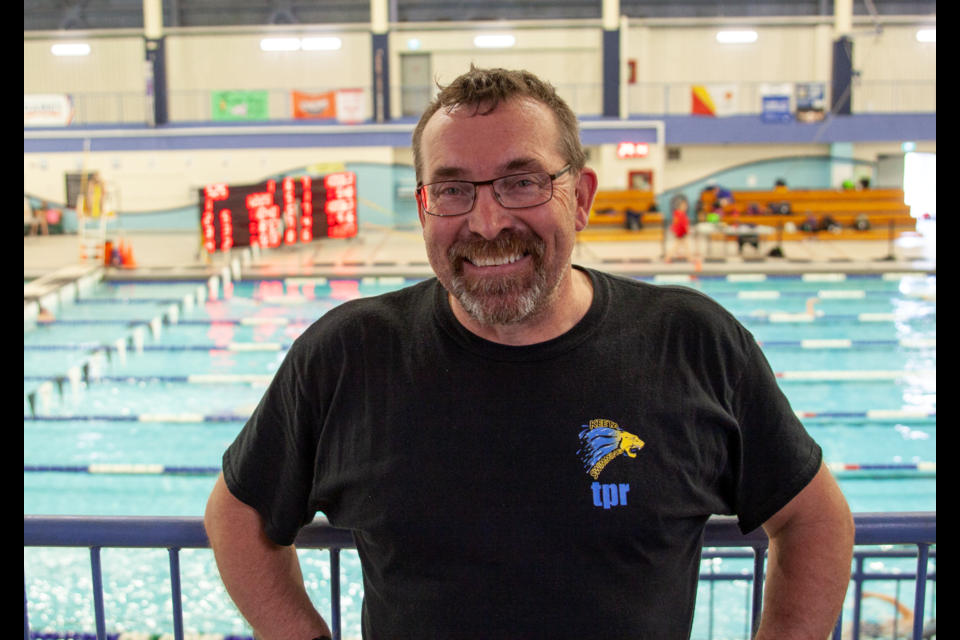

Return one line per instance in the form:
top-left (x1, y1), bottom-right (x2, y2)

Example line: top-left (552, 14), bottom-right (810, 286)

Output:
top-left (417, 164), bottom-right (573, 217)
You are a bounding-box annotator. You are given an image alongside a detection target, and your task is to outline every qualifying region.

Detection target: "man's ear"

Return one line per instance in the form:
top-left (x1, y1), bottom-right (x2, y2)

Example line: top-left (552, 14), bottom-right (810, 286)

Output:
top-left (574, 168), bottom-right (599, 233)
top-left (416, 191), bottom-right (427, 228)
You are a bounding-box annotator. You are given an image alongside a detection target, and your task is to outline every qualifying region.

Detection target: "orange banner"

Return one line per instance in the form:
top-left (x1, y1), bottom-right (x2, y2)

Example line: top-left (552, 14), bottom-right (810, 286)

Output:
top-left (292, 91), bottom-right (336, 119)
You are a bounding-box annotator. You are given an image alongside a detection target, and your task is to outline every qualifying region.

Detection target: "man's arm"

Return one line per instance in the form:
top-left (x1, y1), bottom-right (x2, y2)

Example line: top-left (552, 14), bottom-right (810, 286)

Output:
top-left (755, 461), bottom-right (855, 640)
top-left (204, 473), bottom-right (331, 640)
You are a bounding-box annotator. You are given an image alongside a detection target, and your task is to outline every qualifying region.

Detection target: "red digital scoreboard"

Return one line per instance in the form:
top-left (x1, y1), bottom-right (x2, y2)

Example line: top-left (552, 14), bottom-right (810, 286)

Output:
top-left (200, 172), bottom-right (358, 253)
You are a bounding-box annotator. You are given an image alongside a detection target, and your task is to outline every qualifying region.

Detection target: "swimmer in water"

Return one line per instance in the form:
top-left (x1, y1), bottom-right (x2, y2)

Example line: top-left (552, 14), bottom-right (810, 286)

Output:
top-left (806, 297), bottom-right (820, 318)
top-left (37, 306), bottom-right (56, 323)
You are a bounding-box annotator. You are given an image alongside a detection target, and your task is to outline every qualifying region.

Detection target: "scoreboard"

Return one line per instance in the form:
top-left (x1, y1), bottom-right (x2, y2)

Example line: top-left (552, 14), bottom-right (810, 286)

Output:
top-left (199, 172), bottom-right (357, 253)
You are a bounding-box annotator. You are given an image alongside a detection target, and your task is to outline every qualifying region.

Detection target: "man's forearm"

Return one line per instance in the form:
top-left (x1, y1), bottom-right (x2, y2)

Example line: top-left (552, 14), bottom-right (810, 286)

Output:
top-left (755, 464), bottom-right (855, 640)
top-left (205, 474), bottom-right (331, 640)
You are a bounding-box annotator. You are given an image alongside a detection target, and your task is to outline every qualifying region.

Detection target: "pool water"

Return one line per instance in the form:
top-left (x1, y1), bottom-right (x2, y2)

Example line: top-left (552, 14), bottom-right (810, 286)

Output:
top-left (24, 273), bottom-right (936, 638)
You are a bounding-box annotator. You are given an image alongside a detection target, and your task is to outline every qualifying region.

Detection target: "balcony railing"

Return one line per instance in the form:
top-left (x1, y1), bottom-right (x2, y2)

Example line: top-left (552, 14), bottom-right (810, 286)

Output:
top-left (24, 512), bottom-right (935, 640)
top-left (42, 80), bottom-right (935, 126)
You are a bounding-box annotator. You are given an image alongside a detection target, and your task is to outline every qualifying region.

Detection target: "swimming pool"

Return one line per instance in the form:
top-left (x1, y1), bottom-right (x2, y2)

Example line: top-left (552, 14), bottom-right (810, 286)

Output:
top-left (24, 271), bottom-right (936, 637)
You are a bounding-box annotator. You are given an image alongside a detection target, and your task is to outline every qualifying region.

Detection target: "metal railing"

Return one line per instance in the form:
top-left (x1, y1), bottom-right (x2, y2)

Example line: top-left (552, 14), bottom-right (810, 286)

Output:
top-left (626, 80), bottom-right (936, 116)
top-left (24, 512), bottom-right (935, 640)
top-left (49, 79), bottom-right (934, 125)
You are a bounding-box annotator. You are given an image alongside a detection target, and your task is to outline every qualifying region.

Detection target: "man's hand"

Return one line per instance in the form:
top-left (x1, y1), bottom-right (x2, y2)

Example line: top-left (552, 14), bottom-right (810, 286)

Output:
top-left (205, 474), bottom-right (332, 640)
top-left (755, 462), bottom-right (855, 640)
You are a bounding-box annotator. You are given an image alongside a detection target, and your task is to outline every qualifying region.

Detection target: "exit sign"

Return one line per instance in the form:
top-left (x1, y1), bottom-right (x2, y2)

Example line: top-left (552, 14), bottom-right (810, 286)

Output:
top-left (617, 142), bottom-right (649, 159)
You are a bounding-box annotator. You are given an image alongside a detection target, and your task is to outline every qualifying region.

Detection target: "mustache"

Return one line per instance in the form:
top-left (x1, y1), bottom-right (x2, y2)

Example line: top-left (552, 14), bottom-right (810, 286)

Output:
top-left (447, 229), bottom-right (545, 266)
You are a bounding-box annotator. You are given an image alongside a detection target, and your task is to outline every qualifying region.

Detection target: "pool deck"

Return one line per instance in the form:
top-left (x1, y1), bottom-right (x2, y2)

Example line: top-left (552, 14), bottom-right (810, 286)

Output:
top-left (24, 221), bottom-right (936, 281)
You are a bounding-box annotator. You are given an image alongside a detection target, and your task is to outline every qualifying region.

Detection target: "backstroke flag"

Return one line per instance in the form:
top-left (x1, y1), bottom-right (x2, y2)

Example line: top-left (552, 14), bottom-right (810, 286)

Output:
top-left (691, 84), bottom-right (739, 117)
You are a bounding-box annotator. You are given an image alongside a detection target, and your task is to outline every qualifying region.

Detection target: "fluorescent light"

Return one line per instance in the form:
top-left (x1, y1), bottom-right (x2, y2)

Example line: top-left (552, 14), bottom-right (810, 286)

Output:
top-left (916, 29), bottom-right (936, 43)
top-left (474, 35), bottom-right (515, 48)
top-left (260, 38), bottom-right (301, 51)
top-left (301, 37), bottom-right (342, 51)
top-left (407, 38), bottom-right (421, 50)
top-left (51, 43), bottom-right (91, 56)
top-left (716, 30), bottom-right (758, 44)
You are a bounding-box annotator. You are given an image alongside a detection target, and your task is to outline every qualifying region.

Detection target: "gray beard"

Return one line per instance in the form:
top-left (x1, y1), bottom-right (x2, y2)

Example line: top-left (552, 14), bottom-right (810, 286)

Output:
top-left (450, 262), bottom-right (549, 326)
top-left (446, 229), bottom-right (550, 327)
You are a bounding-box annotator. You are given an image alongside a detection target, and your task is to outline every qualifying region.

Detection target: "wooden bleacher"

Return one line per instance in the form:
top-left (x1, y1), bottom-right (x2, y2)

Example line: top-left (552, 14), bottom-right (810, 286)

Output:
top-left (701, 188), bottom-right (915, 230)
top-left (588, 190), bottom-right (662, 228)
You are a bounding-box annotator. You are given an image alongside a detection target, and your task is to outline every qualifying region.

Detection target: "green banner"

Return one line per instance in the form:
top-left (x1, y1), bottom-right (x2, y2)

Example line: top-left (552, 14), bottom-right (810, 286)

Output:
top-left (211, 90), bottom-right (269, 121)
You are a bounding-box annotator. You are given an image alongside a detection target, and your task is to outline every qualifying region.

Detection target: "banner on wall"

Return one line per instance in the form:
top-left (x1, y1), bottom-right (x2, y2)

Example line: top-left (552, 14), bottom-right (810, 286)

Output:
top-left (691, 84), bottom-right (738, 117)
top-left (796, 82), bottom-right (826, 123)
top-left (292, 91), bottom-right (336, 119)
top-left (211, 90), bottom-right (269, 121)
top-left (760, 83), bottom-right (793, 123)
top-left (198, 171), bottom-right (358, 254)
top-left (335, 89), bottom-right (365, 124)
top-left (24, 94), bottom-right (75, 126)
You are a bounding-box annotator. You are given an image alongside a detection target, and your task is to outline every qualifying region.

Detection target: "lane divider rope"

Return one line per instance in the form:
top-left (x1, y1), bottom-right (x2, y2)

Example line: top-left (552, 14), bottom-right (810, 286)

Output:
top-left (23, 409), bottom-right (936, 422)
top-left (24, 462), bottom-right (936, 477)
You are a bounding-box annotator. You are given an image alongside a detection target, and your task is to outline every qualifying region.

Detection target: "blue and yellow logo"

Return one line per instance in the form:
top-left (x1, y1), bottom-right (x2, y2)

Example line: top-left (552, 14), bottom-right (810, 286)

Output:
top-left (578, 419), bottom-right (645, 479)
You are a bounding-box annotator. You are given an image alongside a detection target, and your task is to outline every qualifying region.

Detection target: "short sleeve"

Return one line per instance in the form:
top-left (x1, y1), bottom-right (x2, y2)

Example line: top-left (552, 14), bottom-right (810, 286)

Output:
top-left (730, 342), bottom-right (822, 534)
top-left (222, 344), bottom-right (323, 546)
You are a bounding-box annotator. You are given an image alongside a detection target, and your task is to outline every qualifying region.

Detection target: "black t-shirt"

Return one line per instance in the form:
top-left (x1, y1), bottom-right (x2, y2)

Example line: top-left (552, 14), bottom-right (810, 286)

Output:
top-left (223, 267), bottom-right (821, 640)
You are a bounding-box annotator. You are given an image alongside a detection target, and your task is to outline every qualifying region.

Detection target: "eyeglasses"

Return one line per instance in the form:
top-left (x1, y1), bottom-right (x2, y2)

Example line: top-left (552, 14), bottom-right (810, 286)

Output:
top-left (417, 165), bottom-right (572, 217)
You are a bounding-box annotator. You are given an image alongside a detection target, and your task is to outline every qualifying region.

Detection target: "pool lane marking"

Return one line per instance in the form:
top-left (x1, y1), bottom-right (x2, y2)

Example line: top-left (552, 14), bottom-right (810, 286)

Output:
top-left (23, 461), bottom-right (937, 477)
top-left (43, 311), bottom-right (934, 325)
top-left (25, 339), bottom-right (937, 352)
top-left (802, 273), bottom-right (847, 282)
top-left (799, 339), bottom-right (853, 348)
top-left (24, 409), bottom-right (935, 422)
top-left (777, 370), bottom-right (936, 381)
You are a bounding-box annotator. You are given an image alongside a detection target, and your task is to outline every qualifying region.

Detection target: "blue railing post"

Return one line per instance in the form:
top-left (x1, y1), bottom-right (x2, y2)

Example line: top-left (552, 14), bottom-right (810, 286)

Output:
top-left (90, 546), bottom-right (107, 640)
top-left (750, 546), bottom-right (765, 638)
top-left (833, 608), bottom-right (843, 640)
top-left (851, 555), bottom-right (864, 640)
top-left (708, 574), bottom-right (714, 640)
top-left (24, 569), bottom-right (29, 640)
top-left (913, 543), bottom-right (930, 640)
top-left (168, 547), bottom-right (184, 640)
top-left (330, 548), bottom-right (341, 640)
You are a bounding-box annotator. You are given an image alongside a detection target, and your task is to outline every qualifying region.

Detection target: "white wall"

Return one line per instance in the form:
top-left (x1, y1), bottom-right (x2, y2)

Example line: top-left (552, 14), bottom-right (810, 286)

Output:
top-left (24, 37), bottom-right (145, 93)
top-left (389, 27), bottom-right (602, 116)
top-left (23, 146), bottom-right (394, 210)
top-left (25, 19), bottom-right (935, 120)
top-left (853, 25), bottom-right (936, 113)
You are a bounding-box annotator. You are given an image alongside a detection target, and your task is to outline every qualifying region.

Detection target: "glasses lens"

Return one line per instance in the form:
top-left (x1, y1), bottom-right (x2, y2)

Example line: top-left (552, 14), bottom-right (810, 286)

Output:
top-left (494, 173), bottom-right (553, 209)
top-left (423, 181), bottom-right (476, 216)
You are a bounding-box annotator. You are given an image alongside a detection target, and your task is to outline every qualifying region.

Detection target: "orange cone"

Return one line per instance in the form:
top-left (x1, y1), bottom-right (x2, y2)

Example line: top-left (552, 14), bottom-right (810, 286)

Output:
top-left (121, 241), bottom-right (137, 268)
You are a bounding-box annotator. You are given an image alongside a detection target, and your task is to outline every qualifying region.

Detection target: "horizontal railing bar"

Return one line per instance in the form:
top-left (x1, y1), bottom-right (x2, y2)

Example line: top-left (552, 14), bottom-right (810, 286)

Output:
top-left (24, 512), bottom-right (934, 549)
top-left (696, 571), bottom-right (935, 581)
top-left (701, 548), bottom-right (936, 560)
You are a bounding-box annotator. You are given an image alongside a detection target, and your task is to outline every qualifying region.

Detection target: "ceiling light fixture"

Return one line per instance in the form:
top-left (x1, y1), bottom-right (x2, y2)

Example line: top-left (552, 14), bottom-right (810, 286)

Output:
top-left (716, 31), bottom-right (758, 44)
top-left (51, 43), bottom-right (91, 56)
top-left (260, 38), bottom-right (301, 51)
top-left (301, 37), bottom-right (342, 50)
top-left (474, 35), bottom-right (516, 48)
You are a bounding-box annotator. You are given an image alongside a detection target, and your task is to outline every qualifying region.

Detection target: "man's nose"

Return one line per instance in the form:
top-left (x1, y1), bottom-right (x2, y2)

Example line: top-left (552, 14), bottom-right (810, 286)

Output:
top-left (467, 183), bottom-right (512, 240)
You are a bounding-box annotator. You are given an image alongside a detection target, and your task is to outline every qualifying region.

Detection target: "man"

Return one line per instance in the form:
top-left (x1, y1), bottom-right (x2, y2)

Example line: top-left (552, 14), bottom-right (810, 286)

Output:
top-left (205, 67), bottom-right (854, 640)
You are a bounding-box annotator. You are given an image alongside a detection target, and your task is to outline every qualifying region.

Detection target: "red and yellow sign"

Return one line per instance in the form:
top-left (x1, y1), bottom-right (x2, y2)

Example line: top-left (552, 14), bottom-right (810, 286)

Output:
top-left (292, 91), bottom-right (336, 119)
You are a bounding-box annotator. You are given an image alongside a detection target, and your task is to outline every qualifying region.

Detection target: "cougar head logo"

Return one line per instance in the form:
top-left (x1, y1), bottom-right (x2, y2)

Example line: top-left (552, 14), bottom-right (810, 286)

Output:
top-left (578, 420), bottom-right (645, 479)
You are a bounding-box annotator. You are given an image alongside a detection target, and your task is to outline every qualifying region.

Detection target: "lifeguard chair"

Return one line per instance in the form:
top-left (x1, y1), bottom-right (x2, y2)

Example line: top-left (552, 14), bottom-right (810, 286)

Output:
top-left (77, 173), bottom-right (118, 265)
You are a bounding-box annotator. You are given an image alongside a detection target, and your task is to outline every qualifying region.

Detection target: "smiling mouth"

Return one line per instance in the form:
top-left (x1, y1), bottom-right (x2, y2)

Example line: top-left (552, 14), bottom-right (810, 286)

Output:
top-left (467, 252), bottom-right (528, 268)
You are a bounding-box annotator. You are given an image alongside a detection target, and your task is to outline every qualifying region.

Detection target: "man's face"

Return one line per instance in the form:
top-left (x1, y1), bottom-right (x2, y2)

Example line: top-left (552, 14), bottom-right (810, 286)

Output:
top-left (418, 99), bottom-right (587, 327)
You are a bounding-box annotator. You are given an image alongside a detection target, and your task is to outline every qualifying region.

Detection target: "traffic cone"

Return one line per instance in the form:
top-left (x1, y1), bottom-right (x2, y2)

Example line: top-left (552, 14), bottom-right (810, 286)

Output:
top-left (121, 241), bottom-right (137, 268)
